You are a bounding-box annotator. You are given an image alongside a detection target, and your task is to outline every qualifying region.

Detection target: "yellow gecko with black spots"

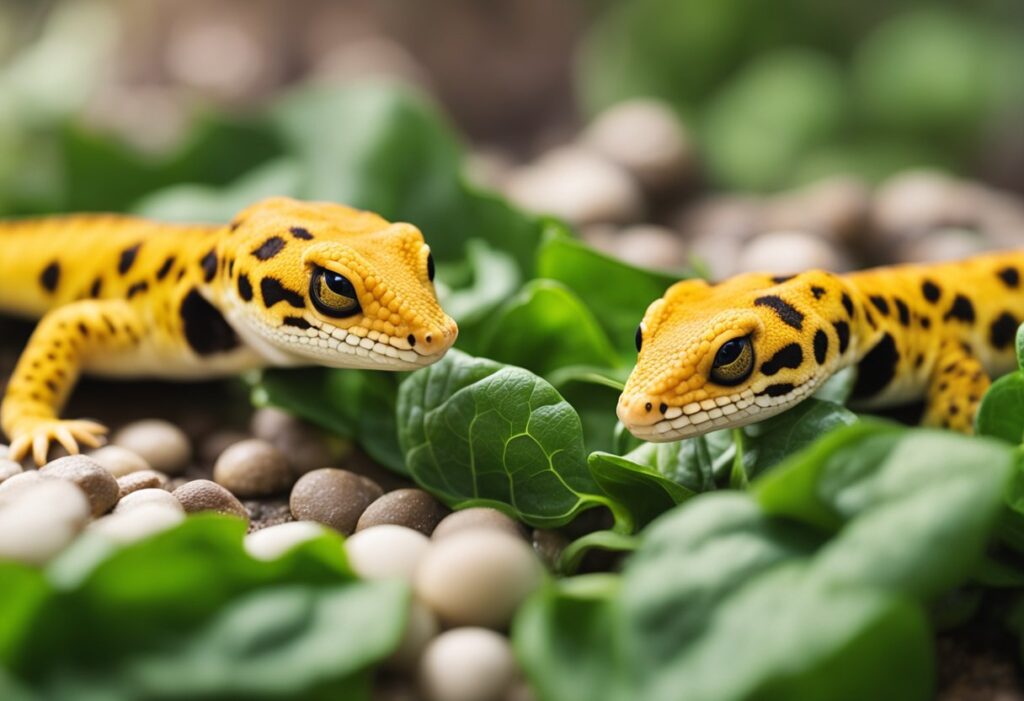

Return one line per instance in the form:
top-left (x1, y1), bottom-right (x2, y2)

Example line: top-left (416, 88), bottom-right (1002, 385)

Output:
top-left (0, 197), bottom-right (457, 464)
top-left (618, 253), bottom-right (1024, 440)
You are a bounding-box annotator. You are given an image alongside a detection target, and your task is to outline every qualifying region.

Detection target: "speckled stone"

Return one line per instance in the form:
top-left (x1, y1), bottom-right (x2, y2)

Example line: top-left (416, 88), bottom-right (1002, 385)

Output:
top-left (213, 439), bottom-right (292, 497)
top-left (39, 454), bottom-right (120, 517)
top-left (116, 469), bottom-right (170, 499)
top-left (356, 489), bottom-right (449, 535)
top-left (289, 468), bottom-right (383, 535)
top-left (88, 445), bottom-right (152, 477)
top-left (173, 479), bottom-right (249, 521)
top-left (113, 420), bottom-right (191, 475)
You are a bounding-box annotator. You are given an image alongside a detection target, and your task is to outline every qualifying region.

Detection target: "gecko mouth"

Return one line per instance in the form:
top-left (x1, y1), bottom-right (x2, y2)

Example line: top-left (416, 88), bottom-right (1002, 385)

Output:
top-left (622, 379), bottom-right (819, 442)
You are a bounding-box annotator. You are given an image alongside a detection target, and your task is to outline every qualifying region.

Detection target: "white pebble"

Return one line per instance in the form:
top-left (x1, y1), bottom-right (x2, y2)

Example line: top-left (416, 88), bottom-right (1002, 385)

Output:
top-left (418, 628), bottom-right (520, 701)
top-left (113, 488), bottom-right (183, 514)
top-left (582, 99), bottom-right (693, 191)
top-left (346, 525), bottom-right (430, 581)
top-left (0, 481), bottom-right (90, 564)
top-left (605, 224), bottom-right (686, 271)
top-left (113, 420), bottom-right (191, 475)
top-left (89, 503), bottom-right (185, 545)
top-left (88, 445), bottom-right (152, 477)
top-left (415, 530), bottom-right (545, 628)
top-left (736, 230), bottom-right (848, 275)
top-left (0, 459), bottom-right (23, 484)
top-left (504, 146), bottom-right (644, 226)
top-left (244, 521), bottom-right (326, 561)
top-left (388, 599), bottom-right (440, 672)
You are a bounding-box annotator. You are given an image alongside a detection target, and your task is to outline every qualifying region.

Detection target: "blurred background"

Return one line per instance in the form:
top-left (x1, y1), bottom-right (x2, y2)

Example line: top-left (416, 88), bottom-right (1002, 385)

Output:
top-left (1, 0), bottom-right (1023, 279)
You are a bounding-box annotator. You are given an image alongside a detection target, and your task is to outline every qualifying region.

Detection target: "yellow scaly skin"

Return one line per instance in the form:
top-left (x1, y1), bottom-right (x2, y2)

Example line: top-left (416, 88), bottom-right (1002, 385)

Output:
top-left (0, 197), bottom-right (458, 464)
top-left (618, 252), bottom-right (1024, 440)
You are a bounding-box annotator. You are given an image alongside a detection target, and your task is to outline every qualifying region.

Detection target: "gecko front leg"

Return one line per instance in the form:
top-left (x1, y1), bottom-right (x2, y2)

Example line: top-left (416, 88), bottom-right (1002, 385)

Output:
top-left (921, 338), bottom-right (991, 433)
top-left (2, 300), bottom-right (143, 464)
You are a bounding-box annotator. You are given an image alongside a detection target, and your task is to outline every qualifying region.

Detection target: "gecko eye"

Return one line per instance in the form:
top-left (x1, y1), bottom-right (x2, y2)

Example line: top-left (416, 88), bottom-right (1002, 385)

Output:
top-left (427, 252), bottom-right (435, 282)
top-left (309, 267), bottom-right (361, 318)
top-left (635, 325), bottom-right (643, 353)
top-left (710, 335), bottom-right (754, 386)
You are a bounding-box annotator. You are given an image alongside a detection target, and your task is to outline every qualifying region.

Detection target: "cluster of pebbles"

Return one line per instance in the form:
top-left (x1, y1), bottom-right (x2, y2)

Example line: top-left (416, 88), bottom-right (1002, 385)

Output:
top-left (0, 408), bottom-right (549, 701)
top-left (483, 99), bottom-right (1024, 276)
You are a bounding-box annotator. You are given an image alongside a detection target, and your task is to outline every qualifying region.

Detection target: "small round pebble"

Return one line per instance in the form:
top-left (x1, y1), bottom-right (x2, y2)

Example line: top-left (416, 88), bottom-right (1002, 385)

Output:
top-left (532, 529), bottom-right (569, 571)
top-left (116, 469), bottom-right (170, 498)
top-left (388, 599), bottom-right (440, 672)
top-left (251, 407), bottom-right (335, 475)
top-left (0, 480), bottom-right (91, 564)
top-left (88, 445), bottom-right (152, 477)
top-left (0, 459), bottom-right (22, 484)
top-left (432, 507), bottom-right (525, 541)
top-left (0, 470), bottom-right (44, 504)
top-left (40, 454), bottom-right (120, 517)
top-left (604, 224), bottom-right (686, 272)
top-left (289, 468), bottom-right (383, 535)
top-left (415, 530), bottom-right (545, 628)
top-left (90, 503), bottom-right (185, 544)
top-left (582, 98), bottom-right (693, 192)
top-left (173, 479), bottom-right (249, 521)
top-left (736, 230), bottom-right (849, 275)
top-left (114, 488), bottom-right (183, 514)
top-left (504, 146), bottom-right (644, 226)
top-left (214, 439), bottom-right (292, 498)
top-left (346, 525), bottom-right (431, 581)
top-left (244, 521), bottom-right (326, 560)
top-left (356, 488), bottom-right (448, 535)
top-left (113, 420), bottom-right (191, 475)
top-left (418, 628), bottom-right (520, 701)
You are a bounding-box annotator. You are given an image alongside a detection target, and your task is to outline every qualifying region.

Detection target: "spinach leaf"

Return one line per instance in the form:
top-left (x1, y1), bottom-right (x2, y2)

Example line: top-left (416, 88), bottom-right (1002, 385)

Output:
top-left (1, 516), bottom-right (407, 701)
top-left (396, 350), bottom-right (612, 527)
top-left (516, 423), bottom-right (1013, 701)
top-left (549, 367), bottom-right (627, 455)
top-left (976, 322), bottom-right (1024, 444)
top-left (536, 231), bottom-right (686, 359)
top-left (435, 239), bottom-right (521, 350)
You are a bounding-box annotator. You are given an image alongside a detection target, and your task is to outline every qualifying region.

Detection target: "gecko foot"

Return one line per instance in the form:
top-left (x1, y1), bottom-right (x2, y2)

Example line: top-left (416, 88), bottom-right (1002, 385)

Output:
top-left (7, 418), bottom-right (108, 466)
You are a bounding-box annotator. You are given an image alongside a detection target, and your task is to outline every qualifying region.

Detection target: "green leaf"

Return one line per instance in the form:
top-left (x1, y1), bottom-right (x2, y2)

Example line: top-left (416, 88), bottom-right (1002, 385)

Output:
top-left (587, 451), bottom-right (696, 532)
top-left (2, 516), bottom-right (407, 700)
top-left (396, 350), bottom-right (610, 527)
top-left (517, 424), bottom-right (1014, 701)
top-left (252, 367), bottom-right (404, 474)
top-left (477, 280), bottom-right (622, 377)
top-left (1016, 322), bottom-right (1024, 371)
top-left (550, 367), bottom-right (628, 455)
top-left (536, 233), bottom-right (685, 359)
top-left (975, 372), bottom-right (1024, 445)
top-left (739, 398), bottom-right (857, 479)
top-left (434, 239), bottom-right (521, 342)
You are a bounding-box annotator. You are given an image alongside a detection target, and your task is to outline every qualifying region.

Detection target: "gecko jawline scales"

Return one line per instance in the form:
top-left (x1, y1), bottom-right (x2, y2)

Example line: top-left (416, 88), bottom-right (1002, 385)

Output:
top-left (618, 252), bottom-right (1024, 441)
top-left (0, 197), bottom-right (457, 464)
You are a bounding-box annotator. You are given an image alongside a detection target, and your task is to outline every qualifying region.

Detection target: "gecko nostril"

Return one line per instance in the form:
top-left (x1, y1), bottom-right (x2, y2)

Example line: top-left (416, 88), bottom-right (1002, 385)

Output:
top-left (425, 333), bottom-right (433, 344)
top-left (645, 402), bottom-right (653, 412)
top-left (407, 334), bottom-right (416, 347)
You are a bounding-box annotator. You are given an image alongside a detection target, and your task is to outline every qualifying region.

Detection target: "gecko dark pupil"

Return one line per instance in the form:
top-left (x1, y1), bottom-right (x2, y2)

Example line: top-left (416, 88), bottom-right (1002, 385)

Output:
top-left (635, 326), bottom-right (643, 353)
top-left (324, 270), bottom-right (355, 297)
top-left (715, 339), bottom-right (743, 366)
top-left (427, 253), bottom-right (435, 282)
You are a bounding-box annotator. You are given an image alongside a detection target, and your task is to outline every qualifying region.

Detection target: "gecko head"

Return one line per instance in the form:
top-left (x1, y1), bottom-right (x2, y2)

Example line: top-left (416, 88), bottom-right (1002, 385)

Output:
top-left (616, 271), bottom-right (849, 441)
top-left (218, 197), bottom-right (457, 370)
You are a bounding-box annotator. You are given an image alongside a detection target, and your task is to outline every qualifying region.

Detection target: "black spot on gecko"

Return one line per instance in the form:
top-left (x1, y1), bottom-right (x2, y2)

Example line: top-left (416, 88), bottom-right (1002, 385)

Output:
top-left (760, 383), bottom-right (795, 397)
top-left (920, 316), bottom-right (931, 329)
top-left (39, 261), bottom-right (60, 293)
top-left (997, 266), bottom-right (1020, 288)
top-left (237, 273), bottom-right (253, 301)
top-left (127, 281), bottom-right (148, 298)
top-left (754, 295), bottom-right (803, 330)
top-left (771, 274), bottom-right (795, 284)
top-left (810, 285), bottom-right (826, 300)
top-left (833, 320), bottom-right (850, 354)
top-left (252, 236), bottom-right (286, 261)
top-left (915, 354), bottom-right (924, 369)
top-left (869, 295), bottom-right (890, 316)
top-left (156, 256), bottom-right (175, 281)
top-left (865, 309), bottom-right (877, 329)
top-left (180, 288), bottom-right (239, 356)
top-left (813, 329), bottom-right (828, 364)
top-left (119, 243), bottom-right (141, 275)
top-left (283, 316), bottom-right (312, 329)
top-left (921, 279), bottom-right (941, 303)
top-left (289, 226), bottom-right (314, 240)
top-left (260, 277), bottom-right (305, 308)
top-left (894, 298), bottom-right (910, 326)
top-left (851, 332), bottom-right (899, 400)
top-left (943, 294), bottom-right (975, 324)
top-left (841, 293), bottom-right (854, 318)
top-left (760, 343), bottom-right (803, 376)
top-left (89, 277), bottom-right (103, 298)
top-left (229, 218), bottom-right (243, 232)
top-left (990, 312), bottom-right (1018, 350)
top-left (77, 322), bottom-right (89, 338)
top-left (200, 249), bottom-right (218, 283)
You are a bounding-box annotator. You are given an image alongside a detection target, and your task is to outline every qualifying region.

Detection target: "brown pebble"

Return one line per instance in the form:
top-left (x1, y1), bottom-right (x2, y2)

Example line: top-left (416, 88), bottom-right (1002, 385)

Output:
top-left (289, 468), bottom-right (383, 535)
top-left (173, 479), bottom-right (249, 522)
top-left (356, 489), bottom-right (449, 535)
top-left (532, 529), bottom-right (569, 571)
top-left (213, 439), bottom-right (292, 498)
top-left (88, 445), bottom-right (151, 477)
top-left (432, 507), bottom-right (526, 541)
top-left (40, 455), bottom-right (120, 517)
top-left (250, 407), bottom-right (336, 476)
top-left (113, 420), bottom-right (191, 475)
top-left (117, 469), bottom-right (170, 499)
